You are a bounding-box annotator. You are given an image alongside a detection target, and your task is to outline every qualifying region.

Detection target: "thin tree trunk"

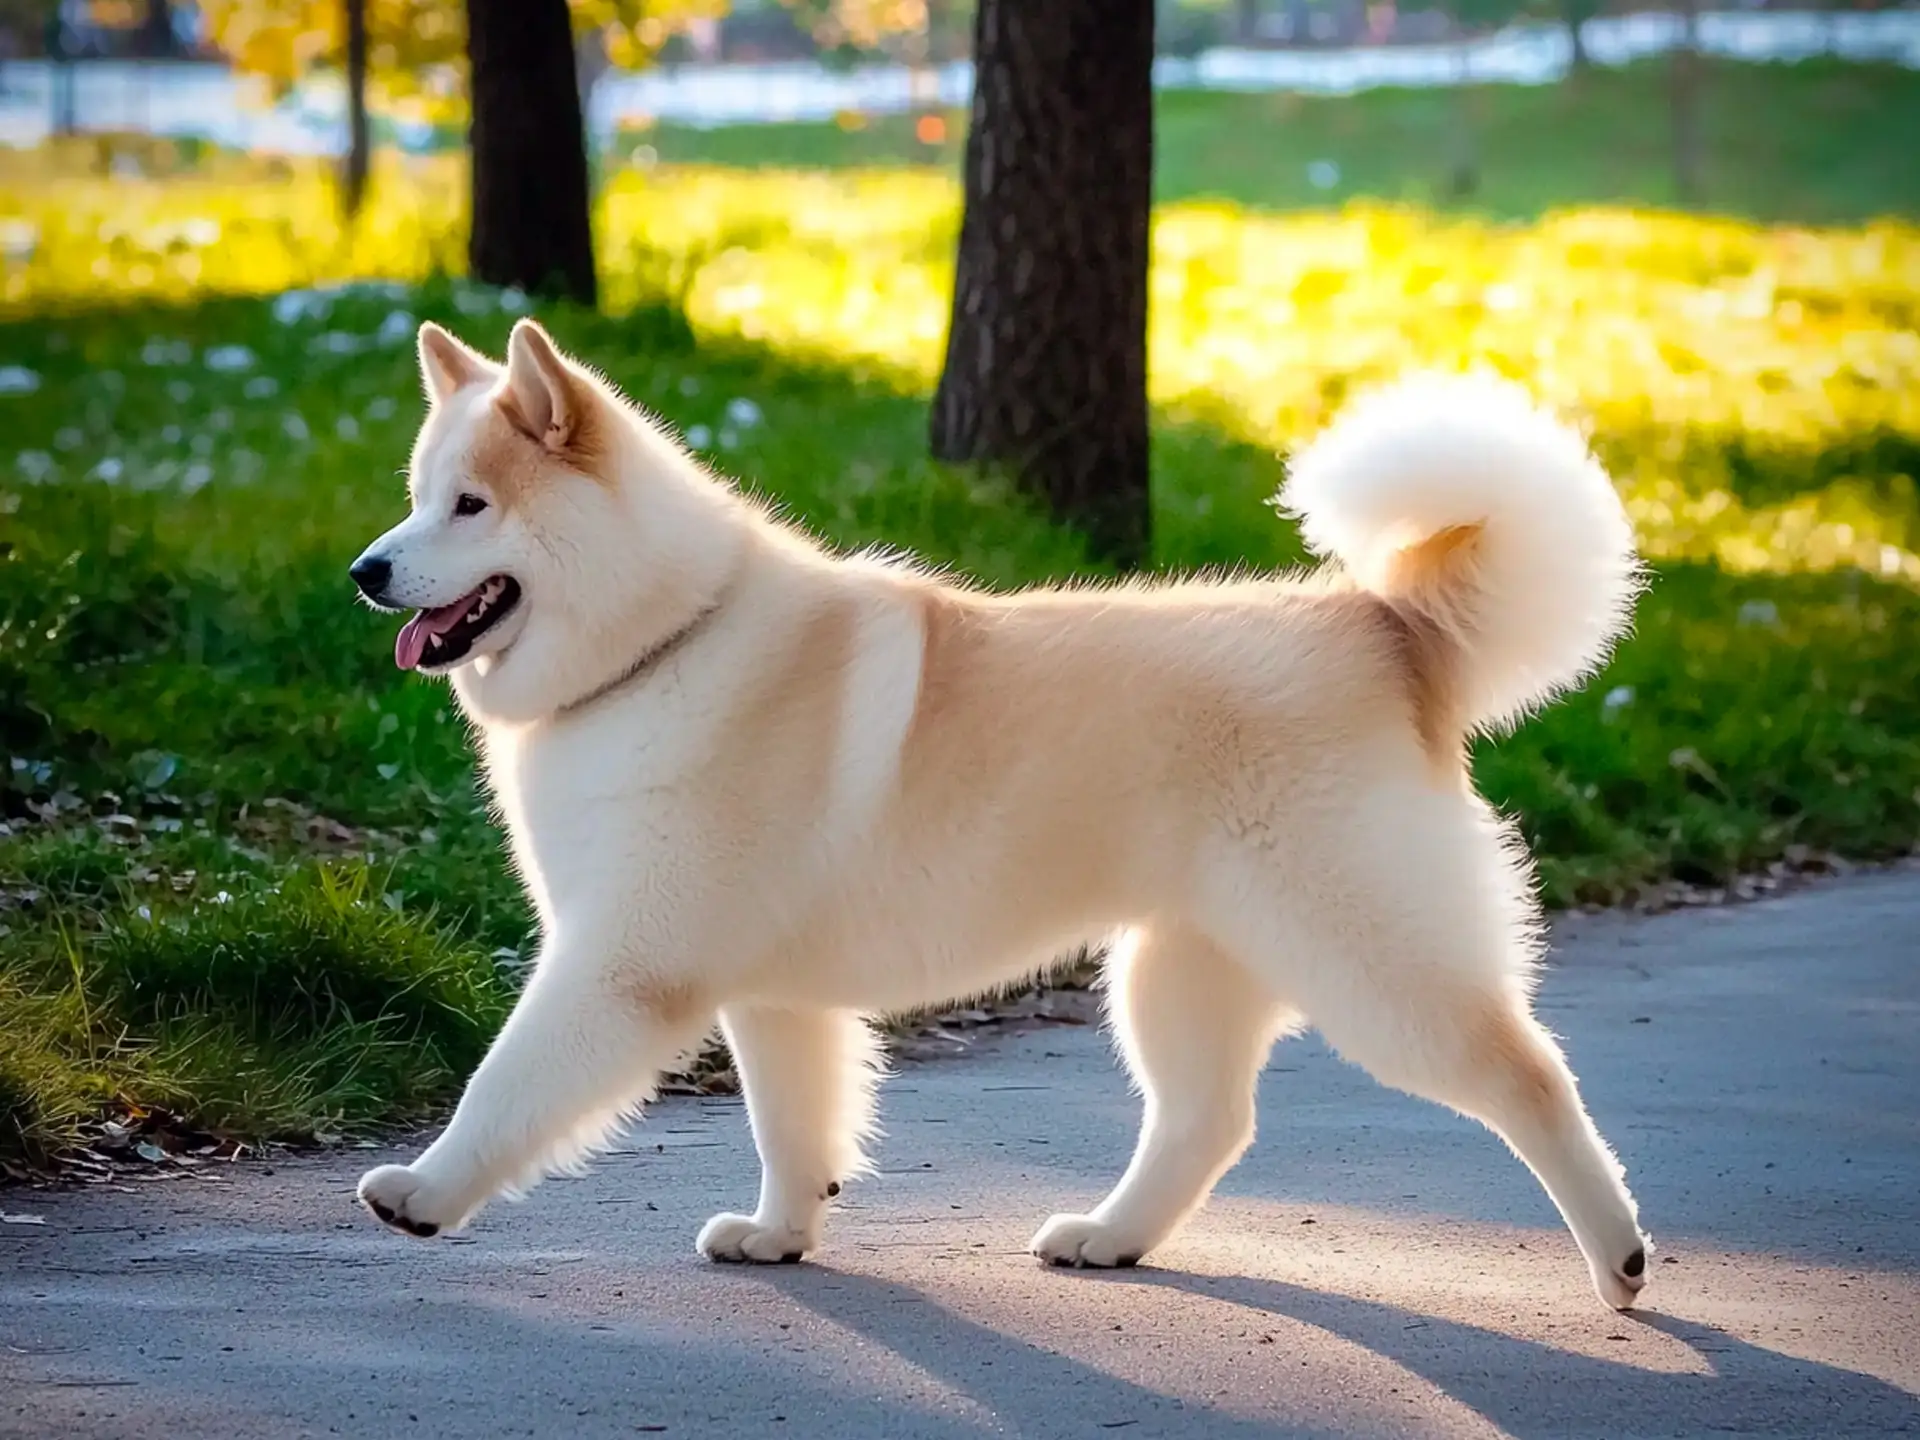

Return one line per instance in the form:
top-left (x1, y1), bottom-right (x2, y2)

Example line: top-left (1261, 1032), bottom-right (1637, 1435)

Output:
top-left (342, 0), bottom-right (370, 217)
top-left (45, 13), bottom-right (76, 136)
top-left (1236, 0), bottom-right (1263, 45)
top-left (1444, 13), bottom-right (1478, 199)
top-left (465, 0), bottom-right (597, 306)
top-left (1669, 0), bottom-right (1702, 205)
top-left (929, 0), bottom-right (1154, 569)
top-left (141, 0), bottom-right (175, 58)
top-left (924, 0), bottom-right (951, 63)
top-left (1564, 0), bottom-right (1593, 73)
top-left (909, 0), bottom-right (941, 102)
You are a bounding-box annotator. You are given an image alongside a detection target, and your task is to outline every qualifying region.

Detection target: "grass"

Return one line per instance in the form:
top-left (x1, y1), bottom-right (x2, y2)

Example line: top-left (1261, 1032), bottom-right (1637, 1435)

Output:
top-left (3, 64), bottom-right (1918, 1167)
top-left (635, 60), bottom-right (1920, 224)
top-left (1, 862), bottom-right (514, 1163)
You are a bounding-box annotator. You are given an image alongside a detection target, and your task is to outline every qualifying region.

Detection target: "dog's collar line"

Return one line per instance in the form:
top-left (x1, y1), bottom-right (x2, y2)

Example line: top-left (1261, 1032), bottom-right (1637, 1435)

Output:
top-left (555, 596), bottom-right (727, 718)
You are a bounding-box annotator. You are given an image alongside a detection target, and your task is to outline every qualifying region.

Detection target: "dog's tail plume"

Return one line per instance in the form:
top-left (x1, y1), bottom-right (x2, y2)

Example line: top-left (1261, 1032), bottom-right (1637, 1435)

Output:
top-left (1280, 374), bottom-right (1643, 735)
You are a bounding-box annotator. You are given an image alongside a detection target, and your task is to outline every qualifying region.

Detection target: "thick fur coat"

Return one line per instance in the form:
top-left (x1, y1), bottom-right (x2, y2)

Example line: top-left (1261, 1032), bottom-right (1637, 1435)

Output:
top-left (349, 319), bottom-right (1651, 1310)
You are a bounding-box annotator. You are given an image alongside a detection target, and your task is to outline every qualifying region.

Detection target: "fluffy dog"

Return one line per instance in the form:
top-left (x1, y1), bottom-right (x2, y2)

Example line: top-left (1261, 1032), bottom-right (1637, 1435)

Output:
top-left (350, 318), bottom-right (1650, 1309)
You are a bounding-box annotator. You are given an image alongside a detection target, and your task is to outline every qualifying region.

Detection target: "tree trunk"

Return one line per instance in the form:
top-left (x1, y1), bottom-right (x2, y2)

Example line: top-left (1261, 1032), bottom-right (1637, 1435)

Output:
top-left (342, 0), bottom-right (370, 218)
top-left (1563, 0), bottom-right (1593, 72)
top-left (1669, 0), bottom-right (1702, 206)
top-left (141, 0), bottom-right (176, 59)
top-left (45, 14), bottom-right (76, 136)
top-left (1235, 0), bottom-right (1263, 45)
top-left (924, 0), bottom-right (952, 63)
top-left (465, 0), bottom-right (597, 306)
top-left (909, 0), bottom-right (941, 100)
top-left (929, 0), bottom-right (1154, 569)
top-left (1443, 12), bottom-right (1478, 200)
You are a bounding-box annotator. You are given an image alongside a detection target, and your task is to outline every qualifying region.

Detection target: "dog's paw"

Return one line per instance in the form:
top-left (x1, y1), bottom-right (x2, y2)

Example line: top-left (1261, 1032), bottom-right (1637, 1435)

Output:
top-left (357, 1164), bottom-right (461, 1239)
top-left (1030, 1213), bottom-right (1147, 1269)
top-left (1591, 1239), bottom-right (1652, 1311)
top-left (695, 1212), bottom-right (815, 1265)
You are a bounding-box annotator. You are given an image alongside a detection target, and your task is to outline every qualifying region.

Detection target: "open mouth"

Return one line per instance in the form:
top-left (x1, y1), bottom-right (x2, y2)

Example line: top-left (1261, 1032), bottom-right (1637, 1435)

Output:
top-left (394, 576), bottom-right (522, 672)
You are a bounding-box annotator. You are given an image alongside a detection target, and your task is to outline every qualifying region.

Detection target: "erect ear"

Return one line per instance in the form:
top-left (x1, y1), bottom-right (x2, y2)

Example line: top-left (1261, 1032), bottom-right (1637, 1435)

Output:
top-left (416, 321), bottom-right (493, 403)
top-left (499, 319), bottom-right (587, 454)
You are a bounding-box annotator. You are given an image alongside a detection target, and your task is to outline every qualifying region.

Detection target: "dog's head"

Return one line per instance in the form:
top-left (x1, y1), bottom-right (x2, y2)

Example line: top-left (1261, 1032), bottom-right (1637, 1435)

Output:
top-left (351, 319), bottom-right (739, 723)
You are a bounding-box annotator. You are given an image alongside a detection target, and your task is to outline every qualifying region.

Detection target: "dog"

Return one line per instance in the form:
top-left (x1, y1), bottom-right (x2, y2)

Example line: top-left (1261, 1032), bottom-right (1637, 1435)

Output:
top-left (349, 318), bottom-right (1651, 1310)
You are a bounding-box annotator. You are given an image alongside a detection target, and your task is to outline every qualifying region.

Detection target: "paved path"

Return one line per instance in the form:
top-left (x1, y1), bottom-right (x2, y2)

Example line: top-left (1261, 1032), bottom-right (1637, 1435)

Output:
top-left (5, 872), bottom-right (1919, 1439)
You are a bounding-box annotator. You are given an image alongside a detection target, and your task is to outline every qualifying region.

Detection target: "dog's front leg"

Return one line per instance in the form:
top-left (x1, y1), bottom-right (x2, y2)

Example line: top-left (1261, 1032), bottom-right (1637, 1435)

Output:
top-left (695, 1005), bottom-right (884, 1264)
top-left (357, 957), bottom-right (711, 1238)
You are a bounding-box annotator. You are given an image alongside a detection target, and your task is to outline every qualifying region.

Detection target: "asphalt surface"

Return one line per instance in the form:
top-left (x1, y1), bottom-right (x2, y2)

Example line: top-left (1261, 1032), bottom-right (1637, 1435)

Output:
top-left (5, 870), bottom-right (1918, 1439)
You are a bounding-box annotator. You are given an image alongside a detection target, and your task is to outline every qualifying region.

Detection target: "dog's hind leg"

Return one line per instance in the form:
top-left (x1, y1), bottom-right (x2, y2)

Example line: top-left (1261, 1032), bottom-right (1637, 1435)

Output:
top-left (1031, 925), bottom-right (1295, 1269)
top-left (1206, 782), bottom-right (1650, 1309)
top-left (358, 961), bottom-right (713, 1238)
top-left (1312, 971), bottom-right (1650, 1310)
top-left (697, 1005), bottom-right (884, 1264)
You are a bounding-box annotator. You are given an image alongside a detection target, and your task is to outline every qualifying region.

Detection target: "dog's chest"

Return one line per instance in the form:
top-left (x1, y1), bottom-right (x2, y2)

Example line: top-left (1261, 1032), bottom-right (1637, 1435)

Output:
top-left (487, 702), bottom-right (723, 835)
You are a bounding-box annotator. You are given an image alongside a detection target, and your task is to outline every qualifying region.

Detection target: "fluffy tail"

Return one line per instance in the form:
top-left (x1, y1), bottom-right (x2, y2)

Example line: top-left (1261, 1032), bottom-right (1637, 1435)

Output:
top-left (1281, 374), bottom-right (1643, 734)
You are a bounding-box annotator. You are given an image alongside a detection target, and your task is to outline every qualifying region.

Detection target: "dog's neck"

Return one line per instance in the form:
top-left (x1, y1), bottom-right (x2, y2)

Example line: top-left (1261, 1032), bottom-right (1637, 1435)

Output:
top-left (551, 589), bottom-right (732, 720)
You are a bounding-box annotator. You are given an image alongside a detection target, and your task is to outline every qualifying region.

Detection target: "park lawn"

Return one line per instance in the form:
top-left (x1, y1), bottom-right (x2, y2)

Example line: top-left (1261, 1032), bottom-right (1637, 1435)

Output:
top-left (3, 109), bottom-right (1919, 1167)
top-left (637, 59), bottom-right (1920, 224)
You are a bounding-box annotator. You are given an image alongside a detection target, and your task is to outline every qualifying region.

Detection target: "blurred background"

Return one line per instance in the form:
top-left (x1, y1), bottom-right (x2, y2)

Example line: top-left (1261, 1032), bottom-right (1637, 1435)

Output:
top-left (0, 0), bottom-right (1916, 1171)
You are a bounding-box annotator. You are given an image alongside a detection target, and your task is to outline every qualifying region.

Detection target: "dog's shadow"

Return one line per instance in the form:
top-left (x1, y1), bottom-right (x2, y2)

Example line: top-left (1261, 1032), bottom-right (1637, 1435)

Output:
top-left (748, 1264), bottom-right (1920, 1438)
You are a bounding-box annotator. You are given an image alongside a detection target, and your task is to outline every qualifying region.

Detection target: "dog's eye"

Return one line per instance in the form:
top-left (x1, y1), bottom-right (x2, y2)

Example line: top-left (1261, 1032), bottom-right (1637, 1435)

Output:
top-left (453, 493), bottom-right (489, 518)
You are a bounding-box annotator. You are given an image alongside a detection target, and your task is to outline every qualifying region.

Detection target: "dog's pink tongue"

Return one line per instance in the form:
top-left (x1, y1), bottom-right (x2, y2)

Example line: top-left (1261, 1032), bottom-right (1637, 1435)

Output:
top-left (394, 615), bottom-right (431, 671)
top-left (393, 590), bottom-right (482, 671)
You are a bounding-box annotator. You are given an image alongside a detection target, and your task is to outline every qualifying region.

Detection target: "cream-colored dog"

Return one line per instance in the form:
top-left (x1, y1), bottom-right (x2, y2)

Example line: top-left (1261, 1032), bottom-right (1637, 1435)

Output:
top-left (350, 318), bottom-right (1651, 1309)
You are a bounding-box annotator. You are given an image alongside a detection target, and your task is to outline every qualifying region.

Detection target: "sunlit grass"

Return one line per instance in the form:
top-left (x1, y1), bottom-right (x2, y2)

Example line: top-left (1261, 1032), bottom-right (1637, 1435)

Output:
top-left (6, 147), bottom-right (1915, 580)
top-left (633, 175), bottom-right (1920, 582)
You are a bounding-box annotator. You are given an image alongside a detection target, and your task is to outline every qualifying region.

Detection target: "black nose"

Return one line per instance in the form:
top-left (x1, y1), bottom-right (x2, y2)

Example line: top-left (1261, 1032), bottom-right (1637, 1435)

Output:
top-left (350, 555), bottom-right (391, 599)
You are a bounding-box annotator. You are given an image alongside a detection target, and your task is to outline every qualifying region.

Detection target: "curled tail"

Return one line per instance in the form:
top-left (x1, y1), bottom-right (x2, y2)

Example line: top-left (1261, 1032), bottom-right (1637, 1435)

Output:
top-left (1281, 374), bottom-right (1643, 735)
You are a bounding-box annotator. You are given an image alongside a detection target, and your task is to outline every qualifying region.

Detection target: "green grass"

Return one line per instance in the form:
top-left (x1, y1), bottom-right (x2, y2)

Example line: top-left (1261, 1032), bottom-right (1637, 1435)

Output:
top-left (636, 59), bottom-right (1920, 222)
top-left (0, 861), bottom-right (514, 1164)
top-left (2, 65), bottom-right (1917, 1166)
